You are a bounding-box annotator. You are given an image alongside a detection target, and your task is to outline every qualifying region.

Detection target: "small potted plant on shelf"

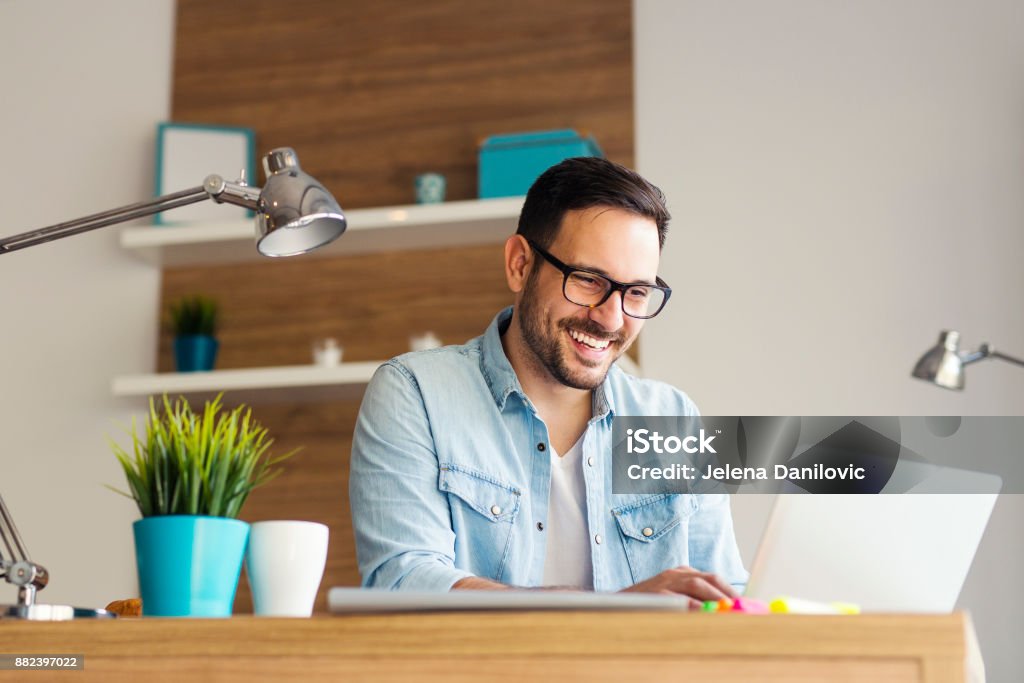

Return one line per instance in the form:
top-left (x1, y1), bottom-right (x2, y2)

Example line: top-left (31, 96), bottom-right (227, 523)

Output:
top-left (109, 394), bottom-right (296, 617)
top-left (169, 294), bottom-right (219, 372)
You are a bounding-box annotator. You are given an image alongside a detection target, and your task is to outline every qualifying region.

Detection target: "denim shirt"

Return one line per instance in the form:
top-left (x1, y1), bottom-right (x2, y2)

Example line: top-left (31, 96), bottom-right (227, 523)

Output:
top-left (350, 307), bottom-right (748, 592)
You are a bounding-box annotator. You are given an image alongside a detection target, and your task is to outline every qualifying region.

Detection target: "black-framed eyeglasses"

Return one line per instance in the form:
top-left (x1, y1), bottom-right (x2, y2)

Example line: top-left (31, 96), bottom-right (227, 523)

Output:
top-left (526, 239), bottom-right (672, 319)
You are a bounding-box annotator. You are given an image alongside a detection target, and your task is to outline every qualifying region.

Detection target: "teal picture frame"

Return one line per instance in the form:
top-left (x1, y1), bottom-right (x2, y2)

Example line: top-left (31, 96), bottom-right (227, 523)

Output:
top-left (153, 122), bottom-right (256, 226)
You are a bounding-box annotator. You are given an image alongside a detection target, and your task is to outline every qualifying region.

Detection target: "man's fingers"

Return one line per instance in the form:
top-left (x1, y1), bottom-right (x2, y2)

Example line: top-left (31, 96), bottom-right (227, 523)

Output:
top-left (702, 572), bottom-right (740, 599)
top-left (664, 567), bottom-right (735, 601)
top-left (678, 576), bottom-right (729, 602)
top-left (621, 567), bottom-right (741, 601)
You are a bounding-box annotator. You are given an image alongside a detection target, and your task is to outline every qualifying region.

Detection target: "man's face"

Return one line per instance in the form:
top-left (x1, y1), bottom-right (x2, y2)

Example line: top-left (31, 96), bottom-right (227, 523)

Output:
top-left (517, 206), bottom-right (661, 390)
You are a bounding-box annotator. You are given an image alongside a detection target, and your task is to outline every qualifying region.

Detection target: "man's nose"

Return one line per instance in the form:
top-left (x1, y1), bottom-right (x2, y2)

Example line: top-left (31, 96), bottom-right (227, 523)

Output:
top-left (588, 290), bottom-right (625, 332)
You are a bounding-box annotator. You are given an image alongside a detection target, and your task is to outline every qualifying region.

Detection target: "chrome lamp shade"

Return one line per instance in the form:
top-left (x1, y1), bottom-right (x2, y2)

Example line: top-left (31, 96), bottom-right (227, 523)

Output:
top-left (912, 331), bottom-right (968, 390)
top-left (254, 148), bottom-right (346, 257)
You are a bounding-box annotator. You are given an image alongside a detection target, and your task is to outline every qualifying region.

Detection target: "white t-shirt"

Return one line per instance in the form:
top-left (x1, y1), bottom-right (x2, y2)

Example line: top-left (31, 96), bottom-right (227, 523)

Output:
top-left (542, 435), bottom-right (594, 589)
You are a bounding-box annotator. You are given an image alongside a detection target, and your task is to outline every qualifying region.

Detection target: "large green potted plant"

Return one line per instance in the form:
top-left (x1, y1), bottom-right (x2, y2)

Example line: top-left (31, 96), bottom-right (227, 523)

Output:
top-left (169, 294), bottom-right (219, 372)
top-left (110, 394), bottom-right (295, 617)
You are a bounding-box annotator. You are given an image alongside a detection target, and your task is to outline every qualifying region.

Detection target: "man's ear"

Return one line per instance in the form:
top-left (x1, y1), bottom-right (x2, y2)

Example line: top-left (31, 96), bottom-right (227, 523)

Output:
top-left (504, 235), bottom-right (532, 293)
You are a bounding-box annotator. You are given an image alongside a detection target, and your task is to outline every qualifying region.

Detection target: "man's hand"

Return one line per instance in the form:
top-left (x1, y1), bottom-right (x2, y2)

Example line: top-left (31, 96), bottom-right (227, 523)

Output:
top-left (619, 566), bottom-right (739, 609)
top-left (452, 567), bottom-right (739, 606)
top-left (451, 576), bottom-right (512, 590)
top-left (451, 576), bottom-right (579, 591)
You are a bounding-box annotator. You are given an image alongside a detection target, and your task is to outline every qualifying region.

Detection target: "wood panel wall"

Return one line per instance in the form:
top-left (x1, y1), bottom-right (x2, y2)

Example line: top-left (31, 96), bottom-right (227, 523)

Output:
top-left (172, 0), bottom-right (634, 208)
top-left (167, 0), bottom-right (634, 612)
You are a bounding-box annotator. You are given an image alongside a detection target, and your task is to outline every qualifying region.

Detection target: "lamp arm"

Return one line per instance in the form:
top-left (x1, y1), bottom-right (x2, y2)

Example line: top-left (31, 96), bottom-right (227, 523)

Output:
top-left (989, 349), bottom-right (1024, 368)
top-left (961, 343), bottom-right (1024, 368)
top-left (203, 174), bottom-right (261, 210)
top-left (0, 185), bottom-right (208, 255)
top-left (0, 173), bottom-right (262, 256)
top-left (0, 494), bottom-right (49, 608)
top-left (959, 347), bottom-right (989, 366)
top-left (0, 495), bottom-right (30, 564)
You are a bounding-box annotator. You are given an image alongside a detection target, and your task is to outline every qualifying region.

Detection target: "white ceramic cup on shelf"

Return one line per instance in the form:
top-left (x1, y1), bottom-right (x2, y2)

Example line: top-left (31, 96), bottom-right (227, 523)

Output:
top-left (246, 520), bottom-right (329, 617)
top-left (312, 338), bottom-right (343, 366)
top-left (409, 331), bottom-right (442, 352)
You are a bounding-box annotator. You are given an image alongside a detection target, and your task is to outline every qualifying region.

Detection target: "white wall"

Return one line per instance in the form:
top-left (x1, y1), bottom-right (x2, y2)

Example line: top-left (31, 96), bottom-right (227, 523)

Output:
top-left (0, 0), bottom-right (174, 608)
top-left (636, 1), bottom-right (1023, 679)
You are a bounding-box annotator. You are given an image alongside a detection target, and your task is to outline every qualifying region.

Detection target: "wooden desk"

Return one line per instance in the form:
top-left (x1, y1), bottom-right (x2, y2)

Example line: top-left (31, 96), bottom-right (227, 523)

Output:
top-left (0, 612), bottom-right (983, 682)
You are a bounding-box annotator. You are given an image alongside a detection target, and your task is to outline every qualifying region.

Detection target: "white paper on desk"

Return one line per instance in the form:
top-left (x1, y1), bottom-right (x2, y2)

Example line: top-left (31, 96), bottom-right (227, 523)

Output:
top-left (327, 588), bottom-right (691, 613)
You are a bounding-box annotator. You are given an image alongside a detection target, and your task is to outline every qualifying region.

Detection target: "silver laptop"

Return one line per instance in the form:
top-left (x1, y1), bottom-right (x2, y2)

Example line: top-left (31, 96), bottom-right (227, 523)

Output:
top-left (743, 474), bottom-right (1000, 612)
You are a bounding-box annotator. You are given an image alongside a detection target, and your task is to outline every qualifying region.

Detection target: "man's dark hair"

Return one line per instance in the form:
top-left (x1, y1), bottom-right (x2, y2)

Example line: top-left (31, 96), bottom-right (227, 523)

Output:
top-left (516, 157), bottom-right (670, 250)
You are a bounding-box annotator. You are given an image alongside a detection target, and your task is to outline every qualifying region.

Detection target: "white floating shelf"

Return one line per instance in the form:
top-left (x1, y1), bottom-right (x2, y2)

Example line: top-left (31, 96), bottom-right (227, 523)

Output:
top-left (111, 361), bottom-right (384, 405)
top-left (120, 196), bottom-right (525, 266)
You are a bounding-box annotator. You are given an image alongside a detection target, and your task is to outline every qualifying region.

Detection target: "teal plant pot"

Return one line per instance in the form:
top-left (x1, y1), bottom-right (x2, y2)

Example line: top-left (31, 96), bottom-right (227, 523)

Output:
top-left (133, 516), bottom-right (249, 617)
top-left (174, 335), bottom-right (219, 372)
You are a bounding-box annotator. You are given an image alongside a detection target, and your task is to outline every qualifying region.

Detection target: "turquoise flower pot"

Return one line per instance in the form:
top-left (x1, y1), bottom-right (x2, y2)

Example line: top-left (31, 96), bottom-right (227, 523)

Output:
top-left (133, 516), bottom-right (249, 617)
top-left (174, 334), bottom-right (219, 372)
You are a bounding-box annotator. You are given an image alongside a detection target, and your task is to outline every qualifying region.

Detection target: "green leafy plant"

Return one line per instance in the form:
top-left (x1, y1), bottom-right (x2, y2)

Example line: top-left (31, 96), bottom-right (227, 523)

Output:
top-left (168, 294), bottom-right (219, 337)
top-left (109, 394), bottom-right (297, 518)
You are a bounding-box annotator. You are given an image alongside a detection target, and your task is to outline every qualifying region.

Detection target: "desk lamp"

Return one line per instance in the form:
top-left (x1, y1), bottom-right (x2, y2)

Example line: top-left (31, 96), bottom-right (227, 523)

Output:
top-left (0, 147), bottom-right (346, 619)
top-left (912, 330), bottom-right (1024, 390)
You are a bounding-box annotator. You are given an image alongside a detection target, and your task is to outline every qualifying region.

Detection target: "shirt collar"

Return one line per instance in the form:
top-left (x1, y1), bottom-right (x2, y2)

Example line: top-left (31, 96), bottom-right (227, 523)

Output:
top-left (479, 307), bottom-right (525, 411)
top-left (479, 306), bottom-right (615, 419)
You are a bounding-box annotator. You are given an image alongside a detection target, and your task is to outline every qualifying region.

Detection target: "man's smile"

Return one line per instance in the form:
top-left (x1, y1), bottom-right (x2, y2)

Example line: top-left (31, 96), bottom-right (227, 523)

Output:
top-left (568, 328), bottom-right (611, 351)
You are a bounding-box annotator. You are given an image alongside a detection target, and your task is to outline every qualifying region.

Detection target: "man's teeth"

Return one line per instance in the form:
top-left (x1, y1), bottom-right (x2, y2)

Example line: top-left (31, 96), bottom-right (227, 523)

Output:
top-left (569, 329), bottom-right (610, 350)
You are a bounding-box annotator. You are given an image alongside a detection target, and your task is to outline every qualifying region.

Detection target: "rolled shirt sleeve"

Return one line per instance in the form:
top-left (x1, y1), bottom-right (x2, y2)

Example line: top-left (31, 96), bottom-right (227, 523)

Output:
top-left (349, 362), bottom-right (475, 591)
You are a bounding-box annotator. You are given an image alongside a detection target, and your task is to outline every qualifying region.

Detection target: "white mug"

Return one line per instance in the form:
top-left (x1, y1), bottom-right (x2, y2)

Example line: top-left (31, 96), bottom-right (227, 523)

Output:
top-left (246, 520), bottom-right (329, 617)
top-left (409, 331), bottom-right (442, 352)
top-left (312, 338), bottom-right (343, 366)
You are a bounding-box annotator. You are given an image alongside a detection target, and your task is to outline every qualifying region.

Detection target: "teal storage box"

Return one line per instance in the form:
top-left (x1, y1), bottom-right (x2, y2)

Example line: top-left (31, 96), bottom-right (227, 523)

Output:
top-left (478, 129), bottom-right (603, 198)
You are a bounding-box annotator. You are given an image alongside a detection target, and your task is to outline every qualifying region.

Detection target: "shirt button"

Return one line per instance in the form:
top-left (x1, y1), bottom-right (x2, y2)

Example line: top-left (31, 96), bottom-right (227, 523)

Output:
top-left (595, 534), bottom-right (603, 545)
top-left (587, 456), bottom-right (594, 467)
top-left (490, 505), bottom-right (502, 516)
top-left (642, 527), bottom-right (654, 537)
top-left (537, 522), bottom-right (544, 531)
top-left (537, 443), bottom-right (546, 452)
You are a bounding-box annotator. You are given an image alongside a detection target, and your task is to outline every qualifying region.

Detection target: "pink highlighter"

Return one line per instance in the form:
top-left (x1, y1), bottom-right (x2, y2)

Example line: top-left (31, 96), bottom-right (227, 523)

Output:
top-left (730, 597), bottom-right (770, 614)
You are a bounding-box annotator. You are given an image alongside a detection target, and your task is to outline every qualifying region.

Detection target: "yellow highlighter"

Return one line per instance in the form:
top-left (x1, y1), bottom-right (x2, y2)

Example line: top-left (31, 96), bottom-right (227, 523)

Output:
top-left (769, 596), bottom-right (861, 615)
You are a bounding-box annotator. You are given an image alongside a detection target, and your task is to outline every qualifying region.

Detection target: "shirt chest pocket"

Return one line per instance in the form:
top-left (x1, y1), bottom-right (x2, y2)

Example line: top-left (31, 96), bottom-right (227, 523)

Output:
top-left (612, 494), bottom-right (695, 584)
top-left (439, 463), bottom-right (522, 581)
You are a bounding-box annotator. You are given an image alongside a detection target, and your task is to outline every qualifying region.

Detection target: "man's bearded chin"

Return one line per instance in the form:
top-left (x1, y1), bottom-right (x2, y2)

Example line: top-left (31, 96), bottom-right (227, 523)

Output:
top-left (517, 277), bottom-right (629, 390)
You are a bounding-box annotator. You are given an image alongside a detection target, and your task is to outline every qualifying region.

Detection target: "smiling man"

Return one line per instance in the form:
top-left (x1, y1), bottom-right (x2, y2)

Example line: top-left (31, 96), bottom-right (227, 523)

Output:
top-left (350, 157), bottom-right (746, 605)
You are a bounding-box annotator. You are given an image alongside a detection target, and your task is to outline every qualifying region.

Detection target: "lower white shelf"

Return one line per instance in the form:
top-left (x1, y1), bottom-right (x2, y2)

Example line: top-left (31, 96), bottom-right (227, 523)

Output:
top-left (111, 362), bottom-right (385, 405)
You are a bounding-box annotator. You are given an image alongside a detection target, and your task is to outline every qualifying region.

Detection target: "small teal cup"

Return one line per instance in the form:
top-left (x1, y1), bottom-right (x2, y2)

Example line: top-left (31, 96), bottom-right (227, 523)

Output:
top-left (133, 516), bottom-right (249, 617)
top-left (174, 334), bottom-right (219, 372)
top-left (415, 173), bottom-right (446, 204)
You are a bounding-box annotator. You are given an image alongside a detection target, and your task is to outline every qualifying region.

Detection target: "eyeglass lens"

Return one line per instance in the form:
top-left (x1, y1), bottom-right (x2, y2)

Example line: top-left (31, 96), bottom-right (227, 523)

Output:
top-left (564, 271), bottom-right (666, 318)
